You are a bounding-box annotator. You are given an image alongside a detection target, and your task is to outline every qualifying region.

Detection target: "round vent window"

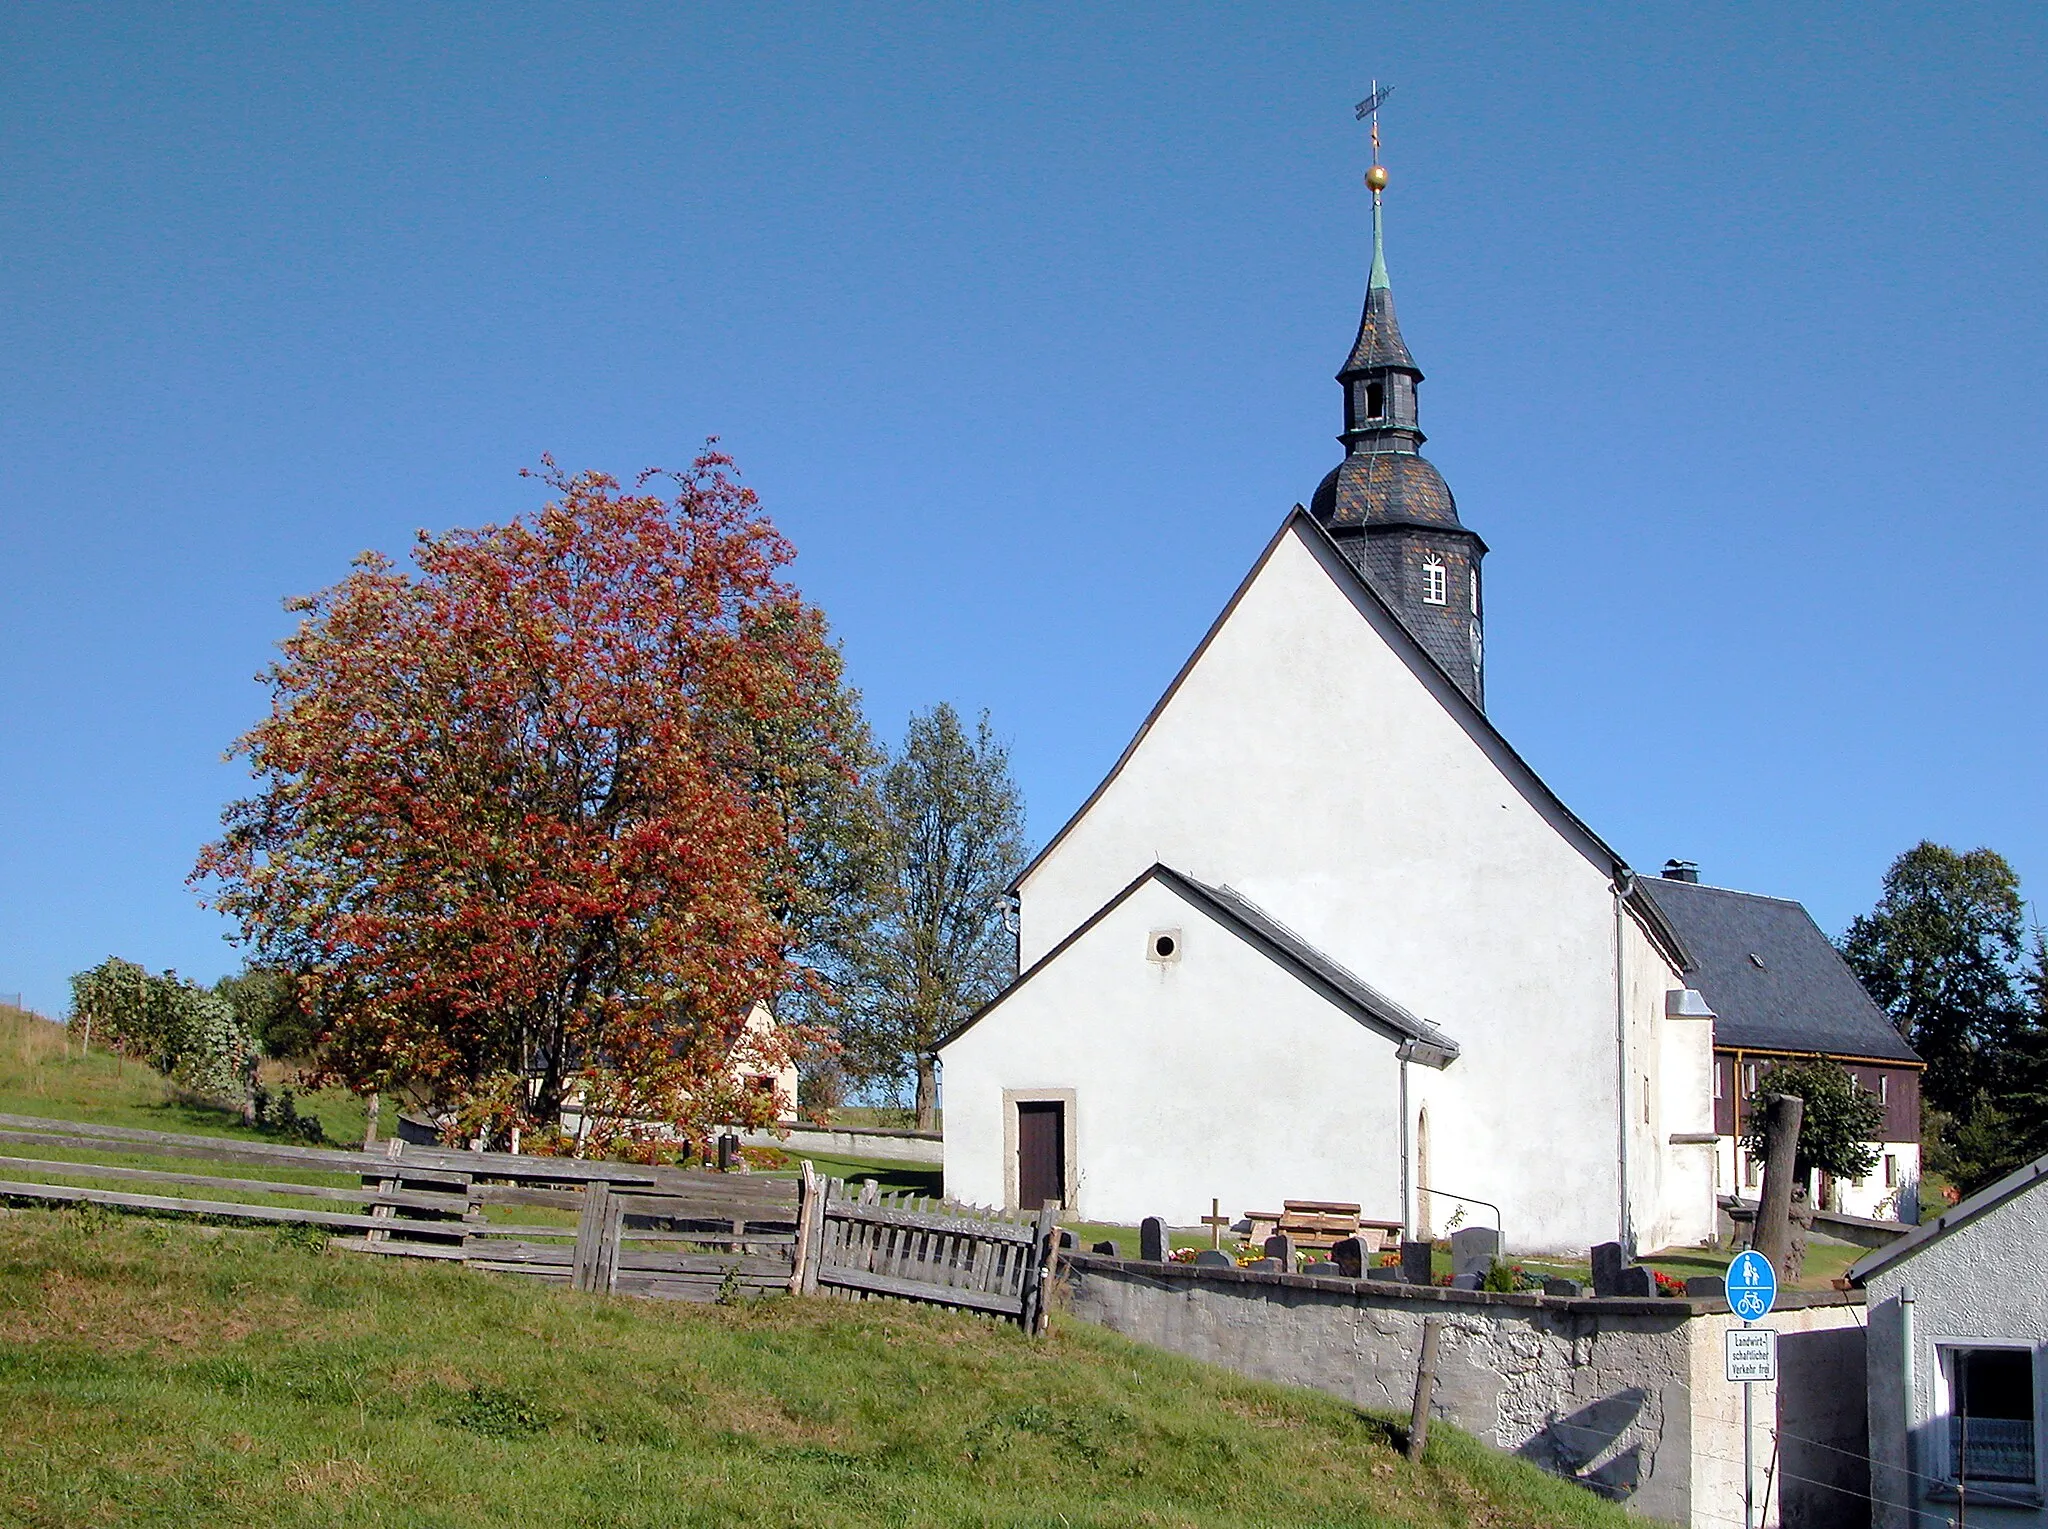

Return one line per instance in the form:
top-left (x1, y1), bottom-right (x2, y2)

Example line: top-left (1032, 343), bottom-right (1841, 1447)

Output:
top-left (1147, 928), bottom-right (1182, 963)
top-left (1154, 934), bottom-right (1176, 958)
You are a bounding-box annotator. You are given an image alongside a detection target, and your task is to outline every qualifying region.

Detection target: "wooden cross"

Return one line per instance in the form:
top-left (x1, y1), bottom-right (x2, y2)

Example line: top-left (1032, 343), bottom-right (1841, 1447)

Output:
top-left (1200, 1197), bottom-right (1233, 1250)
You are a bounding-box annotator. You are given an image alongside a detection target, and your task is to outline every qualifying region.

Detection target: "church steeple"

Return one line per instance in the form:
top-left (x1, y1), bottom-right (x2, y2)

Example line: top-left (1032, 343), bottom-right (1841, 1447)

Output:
top-left (1310, 146), bottom-right (1488, 709)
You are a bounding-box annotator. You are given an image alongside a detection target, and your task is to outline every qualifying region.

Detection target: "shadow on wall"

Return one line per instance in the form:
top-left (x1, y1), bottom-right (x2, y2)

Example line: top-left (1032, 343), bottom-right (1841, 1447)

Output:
top-left (1516, 1387), bottom-right (1649, 1501)
top-left (1780, 1325), bottom-right (1869, 1528)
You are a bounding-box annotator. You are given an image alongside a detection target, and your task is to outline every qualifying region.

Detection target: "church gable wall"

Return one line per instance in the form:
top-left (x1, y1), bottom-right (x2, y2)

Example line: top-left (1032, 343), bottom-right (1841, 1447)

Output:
top-left (941, 874), bottom-right (1405, 1227)
top-left (1010, 523), bottom-right (1698, 1251)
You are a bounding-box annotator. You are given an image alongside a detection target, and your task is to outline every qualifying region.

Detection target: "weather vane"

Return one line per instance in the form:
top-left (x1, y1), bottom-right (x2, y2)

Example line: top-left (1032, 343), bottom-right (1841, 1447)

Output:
top-left (1354, 81), bottom-right (1393, 197)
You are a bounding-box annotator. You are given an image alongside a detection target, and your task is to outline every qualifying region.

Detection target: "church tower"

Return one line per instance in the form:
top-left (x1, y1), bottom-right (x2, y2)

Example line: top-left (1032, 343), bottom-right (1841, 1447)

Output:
top-left (1309, 161), bottom-right (1487, 709)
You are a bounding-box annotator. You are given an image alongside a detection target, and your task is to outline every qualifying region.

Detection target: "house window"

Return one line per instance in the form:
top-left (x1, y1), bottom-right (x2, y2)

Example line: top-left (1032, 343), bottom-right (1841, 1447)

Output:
top-left (1365, 381), bottom-right (1385, 418)
top-left (1423, 556), bottom-right (1447, 605)
top-left (1941, 1346), bottom-right (2037, 1484)
top-left (1743, 1152), bottom-right (1758, 1188)
top-left (1470, 569), bottom-right (1480, 616)
top-left (1714, 1064), bottom-right (1724, 1101)
top-left (1880, 1074), bottom-right (1890, 1105)
top-left (1884, 1154), bottom-right (1898, 1187)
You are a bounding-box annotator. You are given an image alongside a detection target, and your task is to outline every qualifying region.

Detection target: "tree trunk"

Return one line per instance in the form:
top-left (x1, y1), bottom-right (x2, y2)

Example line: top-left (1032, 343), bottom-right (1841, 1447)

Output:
top-left (915, 1054), bottom-right (938, 1133)
top-left (1753, 1092), bottom-right (1805, 1271)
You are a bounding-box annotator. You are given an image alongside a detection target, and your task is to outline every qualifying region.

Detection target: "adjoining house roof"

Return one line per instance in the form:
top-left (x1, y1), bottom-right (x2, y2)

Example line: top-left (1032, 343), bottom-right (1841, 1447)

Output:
top-left (1635, 877), bottom-right (1919, 1065)
top-left (935, 862), bottom-right (1459, 1067)
top-left (1007, 509), bottom-right (1692, 975)
top-left (1850, 1150), bottom-right (2048, 1284)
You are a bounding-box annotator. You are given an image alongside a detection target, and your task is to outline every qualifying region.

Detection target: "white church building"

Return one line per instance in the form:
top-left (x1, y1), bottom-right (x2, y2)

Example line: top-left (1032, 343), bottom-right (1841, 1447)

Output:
top-left (937, 176), bottom-right (1731, 1256)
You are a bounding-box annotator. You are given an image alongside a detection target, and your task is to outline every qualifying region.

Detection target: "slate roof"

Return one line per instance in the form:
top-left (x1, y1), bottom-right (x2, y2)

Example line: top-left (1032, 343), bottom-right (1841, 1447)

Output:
top-left (936, 862), bottom-right (1460, 1066)
top-left (1341, 283), bottom-right (1418, 376)
top-left (1636, 876), bottom-right (1919, 1064)
top-left (1850, 1149), bottom-right (2048, 1284)
top-left (1310, 450), bottom-right (1465, 529)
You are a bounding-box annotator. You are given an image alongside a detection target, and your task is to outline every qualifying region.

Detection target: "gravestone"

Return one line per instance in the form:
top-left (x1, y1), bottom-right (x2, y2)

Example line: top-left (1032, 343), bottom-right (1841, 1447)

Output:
top-left (1139, 1216), bottom-right (1167, 1262)
top-left (1611, 1264), bottom-right (1654, 1298)
top-left (1056, 1229), bottom-right (1077, 1251)
top-left (1590, 1241), bottom-right (1626, 1296)
top-left (1400, 1239), bottom-right (1434, 1286)
top-left (1302, 1259), bottom-right (1338, 1276)
top-left (1263, 1233), bottom-right (1295, 1269)
top-left (1246, 1257), bottom-right (1282, 1272)
top-left (1450, 1226), bottom-right (1501, 1284)
top-left (716, 1133), bottom-right (739, 1172)
top-left (1543, 1277), bottom-right (1583, 1297)
top-left (1368, 1265), bottom-right (1404, 1281)
top-left (1090, 1240), bottom-right (1118, 1256)
top-left (1685, 1274), bottom-right (1726, 1299)
top-left (1193, 1249), bottom-right (1235, 1268)
top-left (1331, 1236), bottom-right (1367, 1279)
top-left (1450, 1272), bottom-right (1483, 1290)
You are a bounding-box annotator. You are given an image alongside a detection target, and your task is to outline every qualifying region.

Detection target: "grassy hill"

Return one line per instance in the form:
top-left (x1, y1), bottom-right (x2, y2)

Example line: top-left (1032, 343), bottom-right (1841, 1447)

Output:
top-left (0, 1003), bottom-right (1645, 1526)
top-left (0, 1209), bottom-right (1638, 1528)
top-left (0, 1003), bottom-right (368, 1145)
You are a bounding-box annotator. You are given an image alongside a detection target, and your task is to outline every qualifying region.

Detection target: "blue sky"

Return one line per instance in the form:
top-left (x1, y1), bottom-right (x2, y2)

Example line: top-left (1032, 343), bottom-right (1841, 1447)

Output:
top-left (3, 4), bottom-right (2044, 1016)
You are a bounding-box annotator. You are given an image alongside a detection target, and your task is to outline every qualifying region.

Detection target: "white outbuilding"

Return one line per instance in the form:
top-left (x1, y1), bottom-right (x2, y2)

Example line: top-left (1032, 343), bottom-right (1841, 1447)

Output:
top-left (1856, 1154), bottom-right (2048, 1525)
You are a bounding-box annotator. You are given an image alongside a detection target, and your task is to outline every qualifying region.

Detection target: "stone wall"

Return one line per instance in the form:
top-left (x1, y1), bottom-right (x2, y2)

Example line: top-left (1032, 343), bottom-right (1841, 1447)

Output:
top-left (1059, 1253), bottom-right (1867, 1529)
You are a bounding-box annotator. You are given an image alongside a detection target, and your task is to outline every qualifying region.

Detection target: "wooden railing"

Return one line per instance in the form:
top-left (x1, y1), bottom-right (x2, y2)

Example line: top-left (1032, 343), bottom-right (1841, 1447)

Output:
top-left (0, 1112), bottom-right (1054, 1331)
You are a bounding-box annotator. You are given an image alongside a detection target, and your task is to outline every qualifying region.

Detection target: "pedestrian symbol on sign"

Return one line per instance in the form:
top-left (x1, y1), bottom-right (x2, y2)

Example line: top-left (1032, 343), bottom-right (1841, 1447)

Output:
top-left (1727, 1250), bottom-right (1776, 1323)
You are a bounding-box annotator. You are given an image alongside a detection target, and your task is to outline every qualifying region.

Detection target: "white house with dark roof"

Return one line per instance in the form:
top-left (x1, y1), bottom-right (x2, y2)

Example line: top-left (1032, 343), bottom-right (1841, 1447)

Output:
top-left (938, 168), bottom-right (1896, 1257)
top-left (1639, 870), bottom-right (1924, 1221)
top-left (1854, 1153), bottom-right (2048, 1525)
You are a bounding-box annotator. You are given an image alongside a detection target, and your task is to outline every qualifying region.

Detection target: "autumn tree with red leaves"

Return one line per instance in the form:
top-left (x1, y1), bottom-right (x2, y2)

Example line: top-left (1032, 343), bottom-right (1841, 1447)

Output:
top-left (195, 451), bottom-right (869, 1154)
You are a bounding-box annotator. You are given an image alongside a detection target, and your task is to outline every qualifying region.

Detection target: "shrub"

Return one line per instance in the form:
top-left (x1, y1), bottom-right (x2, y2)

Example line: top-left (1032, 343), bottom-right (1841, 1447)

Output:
top-left (70, 958), bottom-right (256, 1110)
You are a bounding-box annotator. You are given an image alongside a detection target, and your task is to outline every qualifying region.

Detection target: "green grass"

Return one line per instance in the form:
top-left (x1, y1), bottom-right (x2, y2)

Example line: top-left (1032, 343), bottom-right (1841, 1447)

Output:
top-left (0, 1005), bottom-right (367, 1147)
top-left (0, 1208), bottom-right (1641, 1528)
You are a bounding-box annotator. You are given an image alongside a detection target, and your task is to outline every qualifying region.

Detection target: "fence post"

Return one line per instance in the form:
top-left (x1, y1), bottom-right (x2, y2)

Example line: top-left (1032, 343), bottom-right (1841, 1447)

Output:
top-left (572, 1181), bottom-right (612, 1292)
top-left (789, 1160), bottom-right (818, 1296)
top-left (1406, 1316), bottom-right (1443, 1461)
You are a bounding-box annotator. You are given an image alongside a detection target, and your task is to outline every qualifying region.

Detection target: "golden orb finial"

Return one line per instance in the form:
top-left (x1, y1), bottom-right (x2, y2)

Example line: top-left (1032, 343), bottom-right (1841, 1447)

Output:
top-left (1365, 164), bottom-right (1389, 192)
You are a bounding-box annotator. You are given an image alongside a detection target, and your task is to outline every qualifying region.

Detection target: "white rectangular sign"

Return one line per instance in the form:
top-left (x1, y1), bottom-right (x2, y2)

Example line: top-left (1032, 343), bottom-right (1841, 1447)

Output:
top-left (1725, 1327), bottom-right (1778, 1383)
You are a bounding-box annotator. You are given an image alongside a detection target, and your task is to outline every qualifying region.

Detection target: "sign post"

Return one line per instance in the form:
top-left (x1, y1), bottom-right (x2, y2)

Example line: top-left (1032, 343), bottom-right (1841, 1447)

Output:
top-left (1726, 1250), bottom-right (1779, 1529)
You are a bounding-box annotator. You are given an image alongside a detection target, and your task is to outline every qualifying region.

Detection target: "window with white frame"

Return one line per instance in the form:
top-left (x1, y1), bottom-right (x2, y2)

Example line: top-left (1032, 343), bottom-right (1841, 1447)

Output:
top-left (1422, 556), bottom-right (1447, 605)
top-left (1470, 567), bottom-right (1480, 616)
top-left (1940, 1345), bottom-right (2037, 1485)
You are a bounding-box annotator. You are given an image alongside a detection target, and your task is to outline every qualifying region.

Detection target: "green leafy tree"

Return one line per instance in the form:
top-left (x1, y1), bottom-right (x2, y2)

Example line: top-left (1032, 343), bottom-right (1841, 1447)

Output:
top-left (1840, 842), bottom-right (2028, 1113)
top-left (213, 966), bottom-right (318, 1061)
top-left (1740, 1055), bottom-right (1884, 1185)
top-left (1946, 930), bottom-right (2048, 1192)
top-left (70, 957), bottom-right (258, 1113)
top-left (839, 705), bottom-right (1027, 1130)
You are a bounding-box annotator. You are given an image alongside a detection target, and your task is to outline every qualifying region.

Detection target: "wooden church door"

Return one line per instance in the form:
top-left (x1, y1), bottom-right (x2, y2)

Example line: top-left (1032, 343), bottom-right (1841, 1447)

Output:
top-left (1017, 1101), bottom-right (1065, 1210)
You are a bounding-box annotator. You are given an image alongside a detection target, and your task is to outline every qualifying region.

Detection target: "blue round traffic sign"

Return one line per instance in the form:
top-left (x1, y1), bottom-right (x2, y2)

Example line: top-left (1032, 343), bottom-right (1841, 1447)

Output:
top-left (1727, 1250), bottom-right (1777, 1322)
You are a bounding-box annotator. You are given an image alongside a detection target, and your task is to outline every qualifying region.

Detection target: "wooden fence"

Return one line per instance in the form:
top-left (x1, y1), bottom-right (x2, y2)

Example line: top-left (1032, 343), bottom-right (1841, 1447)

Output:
top-left (0, 1112), bottom-right (1057, 1330)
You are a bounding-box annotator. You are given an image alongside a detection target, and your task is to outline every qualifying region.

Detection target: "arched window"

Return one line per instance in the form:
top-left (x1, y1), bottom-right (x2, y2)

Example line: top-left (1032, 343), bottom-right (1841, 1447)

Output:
top-left (1422, 555), bottom-right (1447, 605)
top-left (1365, 381), bottom-right (1385, 418)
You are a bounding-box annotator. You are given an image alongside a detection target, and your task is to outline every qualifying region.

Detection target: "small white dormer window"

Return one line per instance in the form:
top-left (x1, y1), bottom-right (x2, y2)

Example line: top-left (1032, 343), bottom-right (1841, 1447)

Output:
top-left (1422, 556), bottom-right (1447, 605)
top-left (1470, 568), bottom-right (1480, 616)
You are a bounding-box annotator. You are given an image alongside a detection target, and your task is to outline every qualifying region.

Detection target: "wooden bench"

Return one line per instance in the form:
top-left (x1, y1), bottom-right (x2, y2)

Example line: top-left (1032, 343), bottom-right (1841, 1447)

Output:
top-left (1242, 1202), bottom-right (1404, 1254)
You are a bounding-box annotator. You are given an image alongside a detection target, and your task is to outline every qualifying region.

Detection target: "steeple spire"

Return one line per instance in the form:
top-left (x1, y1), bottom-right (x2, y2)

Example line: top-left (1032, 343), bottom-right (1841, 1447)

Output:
top-left (1368, 183), bottom-right (1390, 292)
top-left (1309, 96), bottom-right (1489, 709)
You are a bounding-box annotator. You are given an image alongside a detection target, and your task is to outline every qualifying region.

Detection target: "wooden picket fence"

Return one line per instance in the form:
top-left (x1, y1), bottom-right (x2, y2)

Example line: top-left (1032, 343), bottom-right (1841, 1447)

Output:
top-left (0, 1112), bottom-right (1057, 1331)
top-left (798, 1173), bottom-right (1059, 1332)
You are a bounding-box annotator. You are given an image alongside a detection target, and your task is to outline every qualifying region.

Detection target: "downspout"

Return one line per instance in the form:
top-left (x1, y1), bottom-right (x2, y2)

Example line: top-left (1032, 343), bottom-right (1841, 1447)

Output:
top-left (1613, 870), bottom-right (1636, 1255)
top-left (1900, 1282), bottom-right (1919, 1524)
top-left (1399, 1054), bottom-right (1412, 1239)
